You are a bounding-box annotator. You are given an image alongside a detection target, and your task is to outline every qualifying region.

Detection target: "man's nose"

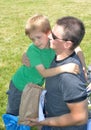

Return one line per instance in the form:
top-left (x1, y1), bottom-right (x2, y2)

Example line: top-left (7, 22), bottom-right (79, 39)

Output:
top-left (48, 33), bottom-right (53, 40)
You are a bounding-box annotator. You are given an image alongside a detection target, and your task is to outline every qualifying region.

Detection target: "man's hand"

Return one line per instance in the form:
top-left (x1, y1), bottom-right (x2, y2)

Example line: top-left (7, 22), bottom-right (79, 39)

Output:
top-left (22, 53), bottom-right (30, 67)
top-left (86, 82), bottom-right (91, 97)
top-left (25, 118), bottom-right (41, 126)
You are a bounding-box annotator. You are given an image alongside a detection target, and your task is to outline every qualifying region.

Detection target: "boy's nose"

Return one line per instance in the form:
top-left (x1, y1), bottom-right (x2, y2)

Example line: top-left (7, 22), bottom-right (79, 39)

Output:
top-left (35, 40), bottom-right (39, 44)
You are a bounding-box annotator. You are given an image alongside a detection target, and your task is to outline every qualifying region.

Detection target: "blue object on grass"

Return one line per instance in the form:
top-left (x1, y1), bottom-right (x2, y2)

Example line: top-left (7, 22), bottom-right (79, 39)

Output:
top-left (2, 114), bottom-right (30, 130)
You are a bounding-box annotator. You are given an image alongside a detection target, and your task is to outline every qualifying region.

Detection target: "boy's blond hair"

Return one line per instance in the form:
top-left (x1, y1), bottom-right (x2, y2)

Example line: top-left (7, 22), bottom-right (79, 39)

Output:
top-left (25, 14), bottom-right (51, 35)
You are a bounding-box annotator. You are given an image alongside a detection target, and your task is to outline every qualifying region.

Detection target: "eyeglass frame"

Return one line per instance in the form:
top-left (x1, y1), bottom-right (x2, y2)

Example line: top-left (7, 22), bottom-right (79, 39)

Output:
top-left (51, 31), bottom-right (67, 41)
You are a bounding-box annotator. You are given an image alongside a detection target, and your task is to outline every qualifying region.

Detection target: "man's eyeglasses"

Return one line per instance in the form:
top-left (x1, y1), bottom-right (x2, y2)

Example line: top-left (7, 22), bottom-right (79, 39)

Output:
top-left (51, 32), bottom-right (66, 41)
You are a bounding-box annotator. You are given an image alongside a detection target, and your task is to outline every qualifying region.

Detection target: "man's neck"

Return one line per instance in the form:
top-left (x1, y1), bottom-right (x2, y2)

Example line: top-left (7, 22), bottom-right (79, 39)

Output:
top-left (56, 50), bottom-right (74, 61)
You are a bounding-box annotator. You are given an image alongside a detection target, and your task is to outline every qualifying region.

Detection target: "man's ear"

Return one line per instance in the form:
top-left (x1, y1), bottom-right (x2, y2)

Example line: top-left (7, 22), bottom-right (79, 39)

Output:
top-left (64, 41), bottom-right (73, 49)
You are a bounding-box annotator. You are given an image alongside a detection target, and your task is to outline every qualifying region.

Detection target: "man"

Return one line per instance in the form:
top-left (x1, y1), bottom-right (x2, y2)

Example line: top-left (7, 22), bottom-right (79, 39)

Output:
top-left (27, 16), bottom-right (88, 130)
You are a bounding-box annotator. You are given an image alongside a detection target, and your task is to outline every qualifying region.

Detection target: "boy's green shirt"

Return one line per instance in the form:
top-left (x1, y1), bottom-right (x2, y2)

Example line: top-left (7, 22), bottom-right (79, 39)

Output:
top-left (12, 43), bottom-right (55, 91)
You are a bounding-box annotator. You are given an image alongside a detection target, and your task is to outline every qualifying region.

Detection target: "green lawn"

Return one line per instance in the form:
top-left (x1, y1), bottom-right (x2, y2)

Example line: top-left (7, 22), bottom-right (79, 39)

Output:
top-left (0, 0), bottom-right (91, 129)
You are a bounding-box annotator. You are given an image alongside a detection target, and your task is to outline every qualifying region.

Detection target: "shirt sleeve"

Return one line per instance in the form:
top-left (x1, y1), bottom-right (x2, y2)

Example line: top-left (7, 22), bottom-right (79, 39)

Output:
top-left (61, 73), bottom-right (87, 103)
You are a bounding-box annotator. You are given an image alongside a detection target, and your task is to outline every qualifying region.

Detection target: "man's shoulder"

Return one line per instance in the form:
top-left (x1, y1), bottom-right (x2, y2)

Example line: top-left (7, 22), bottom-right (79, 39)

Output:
top-left (66, 52), bottom-right (81, 65)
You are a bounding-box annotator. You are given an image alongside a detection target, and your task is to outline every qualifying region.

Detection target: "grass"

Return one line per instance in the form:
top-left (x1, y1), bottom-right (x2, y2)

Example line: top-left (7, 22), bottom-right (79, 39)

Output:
top-left (0, 0), bottom-right (91, 129)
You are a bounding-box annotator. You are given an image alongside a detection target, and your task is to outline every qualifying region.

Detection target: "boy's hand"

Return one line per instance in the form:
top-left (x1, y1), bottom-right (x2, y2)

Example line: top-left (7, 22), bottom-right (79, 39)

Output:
top-left (62, 63), bottom-right (80, 74)
top-left (22, 53), bottom-right (30, 67)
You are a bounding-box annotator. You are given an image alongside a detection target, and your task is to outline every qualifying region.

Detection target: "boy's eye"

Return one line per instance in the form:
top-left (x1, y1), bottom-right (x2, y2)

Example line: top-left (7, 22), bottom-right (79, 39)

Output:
top-left (36, 36), bottom-right (41, 39)
top-left (31, 38), bottom-right (35, 41)
top-left (31, 36), bottom-right (41, 41)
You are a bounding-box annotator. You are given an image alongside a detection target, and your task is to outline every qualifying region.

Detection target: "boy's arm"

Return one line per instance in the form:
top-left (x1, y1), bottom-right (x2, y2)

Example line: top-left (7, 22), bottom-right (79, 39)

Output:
top-left (22, 53), bottom-right (79, 77)
top-left (75, 46), bottom-right (87, 80)
top-left (36, 63), bottom-right (79, 78)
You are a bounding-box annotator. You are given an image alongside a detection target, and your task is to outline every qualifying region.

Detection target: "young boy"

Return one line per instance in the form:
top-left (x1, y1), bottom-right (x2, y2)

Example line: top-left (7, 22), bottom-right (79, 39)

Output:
top-left (6, 14), bottom-right (86, 117)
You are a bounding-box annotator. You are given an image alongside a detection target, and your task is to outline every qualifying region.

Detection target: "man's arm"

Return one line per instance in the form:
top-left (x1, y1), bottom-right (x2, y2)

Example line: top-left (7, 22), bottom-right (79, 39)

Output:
top-left (26, 99), bottom-right (88, 127)
top-left (75, 46), bottom-right (87, 80)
